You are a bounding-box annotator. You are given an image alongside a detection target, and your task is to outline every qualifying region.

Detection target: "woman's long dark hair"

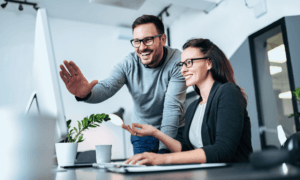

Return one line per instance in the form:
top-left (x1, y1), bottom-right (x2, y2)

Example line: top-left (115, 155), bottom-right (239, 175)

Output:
top-left (182, 38), bottom-right (247, 104)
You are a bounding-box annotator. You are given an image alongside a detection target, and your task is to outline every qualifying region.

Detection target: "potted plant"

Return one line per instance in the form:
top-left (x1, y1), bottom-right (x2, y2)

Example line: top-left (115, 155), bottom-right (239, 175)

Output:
top-left (55, 113), bottom-right (110, 167)
top-left (289, 87), bottom-right (300, 118)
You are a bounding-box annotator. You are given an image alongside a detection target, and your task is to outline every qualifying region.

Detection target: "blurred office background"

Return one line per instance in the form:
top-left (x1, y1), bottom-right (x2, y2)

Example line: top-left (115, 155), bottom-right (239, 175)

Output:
top-left (1, 0), bottom-right (300, 159)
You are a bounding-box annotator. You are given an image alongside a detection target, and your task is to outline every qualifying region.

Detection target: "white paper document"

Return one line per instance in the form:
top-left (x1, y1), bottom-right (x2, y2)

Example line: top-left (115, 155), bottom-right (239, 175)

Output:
top-left (105, 163), bottom-right (227, 173)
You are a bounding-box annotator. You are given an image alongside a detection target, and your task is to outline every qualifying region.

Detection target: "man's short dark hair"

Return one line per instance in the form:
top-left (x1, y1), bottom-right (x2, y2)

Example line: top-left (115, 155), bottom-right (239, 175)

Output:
top-left (132, 15), bottom-right (165, 34)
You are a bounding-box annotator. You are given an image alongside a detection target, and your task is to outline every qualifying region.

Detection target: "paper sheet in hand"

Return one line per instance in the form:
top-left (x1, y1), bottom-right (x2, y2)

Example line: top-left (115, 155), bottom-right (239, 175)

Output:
top-left (106, 163), bottom-right (227, 173)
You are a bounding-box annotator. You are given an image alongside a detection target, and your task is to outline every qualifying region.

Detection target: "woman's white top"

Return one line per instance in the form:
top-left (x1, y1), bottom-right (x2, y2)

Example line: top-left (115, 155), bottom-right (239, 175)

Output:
top-left (189, 103), bottom-right (207, 149)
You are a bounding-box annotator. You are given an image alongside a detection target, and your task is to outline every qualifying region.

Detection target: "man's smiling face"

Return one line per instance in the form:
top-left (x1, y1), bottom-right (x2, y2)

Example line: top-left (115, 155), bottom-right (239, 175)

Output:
top-left (133, 23), bottom-right (166, 68)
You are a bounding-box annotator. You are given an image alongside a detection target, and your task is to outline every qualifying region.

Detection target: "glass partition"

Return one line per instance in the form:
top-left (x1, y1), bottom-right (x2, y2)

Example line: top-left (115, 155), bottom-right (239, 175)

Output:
top-left (249, 19), bottom-right (299, 148)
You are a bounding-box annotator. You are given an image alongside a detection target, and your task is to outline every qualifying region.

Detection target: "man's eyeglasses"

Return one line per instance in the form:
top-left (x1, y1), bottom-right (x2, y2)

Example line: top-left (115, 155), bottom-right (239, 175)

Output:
top-left (130, 34), bottom-right (163, 48)
top-left (177, 57), bottom-right (210, 68)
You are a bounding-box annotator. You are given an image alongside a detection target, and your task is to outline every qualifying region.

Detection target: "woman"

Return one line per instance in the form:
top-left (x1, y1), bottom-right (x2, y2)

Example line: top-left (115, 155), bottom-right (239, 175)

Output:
top-left (122, 38), bottom-right (253, 165)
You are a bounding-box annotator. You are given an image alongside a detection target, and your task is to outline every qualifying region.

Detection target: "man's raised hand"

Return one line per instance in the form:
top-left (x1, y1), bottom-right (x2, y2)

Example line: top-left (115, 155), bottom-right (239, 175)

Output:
top-left (59, 60), bottom-right (98, 98)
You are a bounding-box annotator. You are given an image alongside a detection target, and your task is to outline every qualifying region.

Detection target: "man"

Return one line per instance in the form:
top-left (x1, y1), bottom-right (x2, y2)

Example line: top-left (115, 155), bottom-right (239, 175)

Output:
top-left (59, 15), bottom-right (186, 154)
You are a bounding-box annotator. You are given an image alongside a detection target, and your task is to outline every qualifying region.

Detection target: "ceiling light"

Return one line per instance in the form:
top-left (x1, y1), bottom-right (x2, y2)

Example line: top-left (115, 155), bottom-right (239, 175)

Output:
top-left (3, 0), bottom-right (39, 11)
top-left (166, 10), bottom-right (169, 17)
top-left (1, 2), bottom-right (8, 8)
top-left (268, 44), bottom-right (287, 63)
top-left (158, 4), bottom-right (172, 20)
top-left (19, 4), bottom-right (23, 11)
top-left (33, 4), bottom-right (38, 10)
top-left (279, 91), bottom-right (292, 99)
top-left (269, 66), bottom-right (282, 75)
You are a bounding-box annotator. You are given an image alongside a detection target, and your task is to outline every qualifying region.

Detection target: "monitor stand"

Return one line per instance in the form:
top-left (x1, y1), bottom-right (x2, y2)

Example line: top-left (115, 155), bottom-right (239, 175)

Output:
top-left (26, 92), bottom-right (66, 172)
top-left (52, 166), bottom-right (67, 172)
top-left (25, 91), bottom-right (40, 115)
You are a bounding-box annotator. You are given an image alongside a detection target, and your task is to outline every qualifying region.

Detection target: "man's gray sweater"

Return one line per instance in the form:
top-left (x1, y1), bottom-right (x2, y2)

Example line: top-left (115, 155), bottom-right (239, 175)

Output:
top-left (85, 46), bottom-right (187, 149)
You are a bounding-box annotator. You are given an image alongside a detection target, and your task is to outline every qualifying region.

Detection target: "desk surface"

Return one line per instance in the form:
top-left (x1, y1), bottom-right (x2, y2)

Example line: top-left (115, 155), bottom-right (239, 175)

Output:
top-left (54, 163), bottom-right (300, 180)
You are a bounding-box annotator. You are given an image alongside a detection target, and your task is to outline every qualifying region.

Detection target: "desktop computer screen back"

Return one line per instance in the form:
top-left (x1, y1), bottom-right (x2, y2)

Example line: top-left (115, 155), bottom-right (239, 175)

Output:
top-left (26, 9), bottom-right (68, 142)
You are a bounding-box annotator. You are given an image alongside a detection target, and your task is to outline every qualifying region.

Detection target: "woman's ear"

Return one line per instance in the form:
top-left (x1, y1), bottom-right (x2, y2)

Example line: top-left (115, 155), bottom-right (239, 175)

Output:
top-left (207, 60), bottom-right (212, 70)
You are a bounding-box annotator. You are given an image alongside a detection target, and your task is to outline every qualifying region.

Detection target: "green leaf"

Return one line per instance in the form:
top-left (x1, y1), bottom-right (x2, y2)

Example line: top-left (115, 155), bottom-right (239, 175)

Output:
top-left (95, 113), bottom-right (106, 121)
top-left (290, 87), bottom-right (300, 119)
top-left (89, 114), bottom-right (95, 122)
top-left (289, 112), bottom-right (300, 118)
top-left (96, 119), bottom-right (103, 123)
top-left (77, 134), bottom-right (84, 143)
top-left (73, 134), bottom-right (79, 142)
top-left (64, 113), bottom-right (112, 143)
top-left (78, 139), bottom-right (84, 143)
top-left (78, 121), bottom-right (81, 131)
top-left (83, 117), bottom-right (89, 128)
top-left (104, 114), bottom-right (110, 121)
top-left (67, 120), bottom-right (72, 129)
top-left (292, 87), bottom-right (300, 102)
top-left (294, 87), bottom-right (300, 95)
top-left (95, 114), bottom-right (101, 121)
top-left (79, 134), bottom-right (83, 140)
top-left (67, 133), bottom-right (74, 143)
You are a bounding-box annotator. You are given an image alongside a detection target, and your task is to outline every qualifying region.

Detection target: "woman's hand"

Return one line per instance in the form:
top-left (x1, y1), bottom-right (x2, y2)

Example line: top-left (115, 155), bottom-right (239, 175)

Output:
top-left (124, 152), bottom-right (168, 166)
top-left (132, 123), bottom-right (159, 137)
top-left (121, 124), bottom-right (136, 135)
top-left (122, 123), bottom-right (158, 137)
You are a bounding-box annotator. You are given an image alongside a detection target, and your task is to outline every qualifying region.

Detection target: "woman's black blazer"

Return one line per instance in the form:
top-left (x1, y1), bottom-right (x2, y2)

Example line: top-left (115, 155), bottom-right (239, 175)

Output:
top-left (182, 81), bottom-right (253, 163)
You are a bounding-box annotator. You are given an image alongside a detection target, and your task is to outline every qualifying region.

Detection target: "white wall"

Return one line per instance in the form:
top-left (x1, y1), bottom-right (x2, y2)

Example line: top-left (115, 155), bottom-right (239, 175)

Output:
top-left (50, 18), bottom-right (135, 158)
top-left (0, 10), bottom-right (134, 159)
top-left (0, 11), bottom-right (35, 109)
top-left (50, 18), bottom-right (134, 158)
top-left (170, 0), bottom-right (300, 58)
top-left (169, 0), bottom-right (300, 150)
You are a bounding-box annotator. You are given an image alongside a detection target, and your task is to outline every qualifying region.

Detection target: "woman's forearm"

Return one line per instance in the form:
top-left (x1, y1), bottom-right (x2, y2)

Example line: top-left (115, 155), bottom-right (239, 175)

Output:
top-left (165, 148), bottom-right (207, 164)
top-left (153, 130), bottom-right (182, 152)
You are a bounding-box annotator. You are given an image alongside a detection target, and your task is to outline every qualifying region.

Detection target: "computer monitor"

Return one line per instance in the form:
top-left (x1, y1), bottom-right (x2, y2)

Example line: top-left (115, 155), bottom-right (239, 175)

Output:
top-left (25, 9), bottom-right (68, 142)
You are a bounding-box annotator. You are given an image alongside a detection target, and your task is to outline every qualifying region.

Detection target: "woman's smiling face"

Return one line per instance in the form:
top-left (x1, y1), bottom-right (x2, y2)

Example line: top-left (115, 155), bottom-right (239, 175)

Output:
top-left (180, 47), bottom-right (212, 87)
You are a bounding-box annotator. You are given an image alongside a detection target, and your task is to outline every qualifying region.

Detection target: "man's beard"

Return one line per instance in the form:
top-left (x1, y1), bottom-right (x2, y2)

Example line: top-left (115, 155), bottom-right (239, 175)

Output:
top-left (139, 48), bottom-right (163, 67)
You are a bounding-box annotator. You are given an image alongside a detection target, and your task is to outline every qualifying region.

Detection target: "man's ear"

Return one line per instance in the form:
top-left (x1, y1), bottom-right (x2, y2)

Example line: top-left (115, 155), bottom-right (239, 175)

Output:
top-left (161, 33), bottom-right (167, 46)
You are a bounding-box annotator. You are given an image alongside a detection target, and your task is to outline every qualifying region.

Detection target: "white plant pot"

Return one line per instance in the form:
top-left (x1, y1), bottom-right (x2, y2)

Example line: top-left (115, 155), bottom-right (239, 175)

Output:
top-left (55, 143), bottom-right (78, 167)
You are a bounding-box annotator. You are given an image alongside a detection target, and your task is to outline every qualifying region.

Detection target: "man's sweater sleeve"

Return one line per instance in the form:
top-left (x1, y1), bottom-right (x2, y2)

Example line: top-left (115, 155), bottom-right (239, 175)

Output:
top-left (160, 62), bottom-right (187, 150)
top-left (83, 59), bottom-right (128, 104)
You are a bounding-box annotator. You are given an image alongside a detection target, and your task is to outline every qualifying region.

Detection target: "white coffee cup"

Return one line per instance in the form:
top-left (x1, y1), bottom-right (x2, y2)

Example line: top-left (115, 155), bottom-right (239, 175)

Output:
top-left (95, 145), bottom-right (112, 163)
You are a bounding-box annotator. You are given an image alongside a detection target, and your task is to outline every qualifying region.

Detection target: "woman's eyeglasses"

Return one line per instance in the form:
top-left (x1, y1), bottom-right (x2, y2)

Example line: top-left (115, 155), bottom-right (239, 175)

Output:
top-left (177, 57), bottom-right (210, 68)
